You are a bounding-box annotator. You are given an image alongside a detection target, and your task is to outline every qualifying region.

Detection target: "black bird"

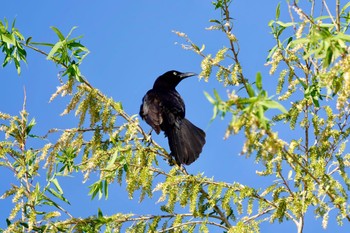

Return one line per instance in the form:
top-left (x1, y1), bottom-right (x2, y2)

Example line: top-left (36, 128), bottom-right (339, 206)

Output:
top-left (140, 70), bottom-right (206, 165)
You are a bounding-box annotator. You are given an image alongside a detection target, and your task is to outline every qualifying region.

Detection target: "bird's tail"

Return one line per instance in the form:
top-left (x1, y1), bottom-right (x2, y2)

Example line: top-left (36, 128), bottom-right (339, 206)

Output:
top-left (166, 118), bottom-right (206, 165)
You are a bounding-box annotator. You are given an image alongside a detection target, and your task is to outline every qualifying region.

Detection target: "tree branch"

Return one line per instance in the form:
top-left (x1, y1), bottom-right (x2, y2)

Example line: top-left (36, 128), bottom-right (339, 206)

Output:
top-left (336, 0), bottom-right (341, 32)
top-left (158, 220), bottom-right (229, 232)
top-left (322, 0), bottom-right (338, 30)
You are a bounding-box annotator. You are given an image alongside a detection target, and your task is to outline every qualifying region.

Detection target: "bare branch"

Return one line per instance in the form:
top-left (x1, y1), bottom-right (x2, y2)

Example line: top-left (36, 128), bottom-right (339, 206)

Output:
top-left (322, 0), bottom-right (337, 29)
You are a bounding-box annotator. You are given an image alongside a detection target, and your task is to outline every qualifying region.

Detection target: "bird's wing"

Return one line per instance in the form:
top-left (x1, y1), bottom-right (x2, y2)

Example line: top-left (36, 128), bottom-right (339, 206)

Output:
top-left (160, 90), bottom-right (185, 127)
top-left (140, 90), bottom-right (162, 134)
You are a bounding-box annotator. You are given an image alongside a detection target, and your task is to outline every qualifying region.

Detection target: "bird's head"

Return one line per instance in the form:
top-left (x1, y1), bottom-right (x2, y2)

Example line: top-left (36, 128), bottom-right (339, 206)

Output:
top-left (153, 70), bottom-right (197, 90)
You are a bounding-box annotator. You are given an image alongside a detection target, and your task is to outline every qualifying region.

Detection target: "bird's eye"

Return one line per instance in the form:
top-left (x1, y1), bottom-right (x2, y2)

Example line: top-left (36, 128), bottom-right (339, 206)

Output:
top-left (173, 71), bottom-right (177, 76)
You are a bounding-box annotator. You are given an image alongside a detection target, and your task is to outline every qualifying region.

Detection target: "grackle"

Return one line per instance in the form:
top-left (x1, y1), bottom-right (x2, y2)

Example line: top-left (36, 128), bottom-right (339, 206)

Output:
top-left (139, 70), bottom-right (206, 165)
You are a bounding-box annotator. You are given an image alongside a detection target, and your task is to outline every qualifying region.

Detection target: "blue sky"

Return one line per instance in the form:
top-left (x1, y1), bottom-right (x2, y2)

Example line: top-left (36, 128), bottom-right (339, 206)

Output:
top-left (1, 1), bottom-right (349, 232)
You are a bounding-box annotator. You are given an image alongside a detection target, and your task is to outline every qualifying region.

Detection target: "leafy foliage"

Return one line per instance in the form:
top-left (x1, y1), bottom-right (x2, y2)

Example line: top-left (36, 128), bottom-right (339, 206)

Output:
top-left (0, 18), bottom-right (26, 74)
top-left (1, 0), bottom-right (350, 232)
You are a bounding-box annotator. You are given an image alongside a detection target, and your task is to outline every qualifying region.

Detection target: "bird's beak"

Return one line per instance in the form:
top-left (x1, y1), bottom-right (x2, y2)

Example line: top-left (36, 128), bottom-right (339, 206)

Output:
top-left (179, 72), bottom-right (197, 79)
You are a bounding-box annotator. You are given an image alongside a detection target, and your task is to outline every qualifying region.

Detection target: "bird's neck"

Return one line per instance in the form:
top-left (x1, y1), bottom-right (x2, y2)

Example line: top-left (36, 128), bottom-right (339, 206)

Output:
top-left (152, 85), bottom-right (177, 91)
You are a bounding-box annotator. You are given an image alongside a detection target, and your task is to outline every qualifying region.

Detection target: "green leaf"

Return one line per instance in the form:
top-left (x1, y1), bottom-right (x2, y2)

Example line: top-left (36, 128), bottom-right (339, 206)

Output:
top-left (106, 151), bottom-right (118, 169)
top-left (14, 58), bottom-right (21, 75)
top-left (341, 2), bottom-right (350, 15)
top-left (191, 43), bottom-right (200, 52)
top-left (25, 36), bottom-right (32, 45)
top-left (204, 91), bottom-right (215, 104)
top-left (295, 75), bottom-right (307, 89)
top-left (212, 104), bottom-right (218, 121)
top-left (30, 41), bottom-right (55, 47)
top-left (47, 41), bottom-right (63, 60)
top-left (123, 163), bottom-right (128, 172)
top-left (98, 181), bottom-right (103, 199)
top-left (11, 18), bottom-right (16, 30)
top-left (209, 19), bottom-right (221, 24)
top-left (16, 43), bottom-right (27, 61)
top-left (213, 89), bottom-right (221, 101)
top-left (212, 0), bottom-right (223, 10)
top-left (42, 198), bottom-right (62, 209)
top-left (323, 48), bottom-right (333, 68)
top-left (66, 26), bottom-right (78, 40)
top-left (51, 178), bottom-right (63, 194)
top-left (258, 106), bottom-right (268, 129)
top-left (104, 180), bottom-right (108, 199)
top-left (6, 218), bottom-right (11, 226)
top-left (48, 188), bottom-right (70, 204)
top-left (19, 222), bottom-right (29, 228)
top-left (26, 118), bottom-right (36, 135)
top-left (64, 63), bottom-right (83, 82)
top-left (98, 208), bottom-right (103, 218)
top-left (266, 44), bottom-right (278, 62)
top-left (238, 97), bottom-right (255, 105)
top-left (256, 72), bottom-right (262, 90)
top-left (1, 33), bottom-right (15, 45)
top-left (246, 83), bottom-right (255, 97)
top-left (89, 182), bottom-right (101, 200)
top-left (50, 26), bottom-right (65, 41)
top-left (275, 21), bottom-right (296, 28)
top-left (260, 100), bottom-right (287, 113)
top-left (275, 2), bottom-right (281, 20)
top-left (89, 181), bottom-right (106, 200)
top-left (288, 37), bottom-right (309, 49)
top-left (336, 32), bottom-right (350, 42)
top-left (200, 44), bottom-right (205, 53)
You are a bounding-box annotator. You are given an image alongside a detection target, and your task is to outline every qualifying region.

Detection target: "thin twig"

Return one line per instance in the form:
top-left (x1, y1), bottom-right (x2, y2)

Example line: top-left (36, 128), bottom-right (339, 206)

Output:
top-left (336, 0), bottom-right (341, 32)
top-left (242, 207), bottom-right (274, 224)
top-left (287, 1), bottom-right (297, 31)
top-left (222, 0), bottom-right (249, 92)
top-left (322, 0), bottom-right (337, 29)
top-left (158, 220), bottom-right (229, 232)
top-left (278, 171), bottom-right (295, 198)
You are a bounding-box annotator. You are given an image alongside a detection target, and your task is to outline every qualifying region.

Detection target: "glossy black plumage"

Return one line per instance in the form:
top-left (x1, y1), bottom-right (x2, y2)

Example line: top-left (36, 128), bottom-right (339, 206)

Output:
top-left (140, 70), bottom-right (206, 165)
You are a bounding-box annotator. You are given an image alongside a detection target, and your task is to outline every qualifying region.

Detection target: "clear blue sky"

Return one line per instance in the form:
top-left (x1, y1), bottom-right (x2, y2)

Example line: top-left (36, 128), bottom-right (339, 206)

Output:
top-left (1, 1), bottom-right (349, 232)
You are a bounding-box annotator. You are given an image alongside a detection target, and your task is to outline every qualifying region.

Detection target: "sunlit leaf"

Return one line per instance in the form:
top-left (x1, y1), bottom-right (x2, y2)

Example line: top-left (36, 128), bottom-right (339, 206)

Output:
top-left (260, 100), bottom-right (287, 113)
top-left (256, 72), bottom-right (262, 90)
top-left (50, 26), bottom-right (65, 41)
top-left (246, 83), bottom-right (255, 97)
top-left (47, 41), bottom-right (63, 60)
top-left (275, 2), bottom-right (281, 19)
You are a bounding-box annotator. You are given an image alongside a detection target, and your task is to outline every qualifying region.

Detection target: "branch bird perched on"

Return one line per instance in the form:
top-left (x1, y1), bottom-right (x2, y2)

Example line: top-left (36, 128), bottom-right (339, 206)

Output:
top-left (139, 70), bottom-right (206, 165)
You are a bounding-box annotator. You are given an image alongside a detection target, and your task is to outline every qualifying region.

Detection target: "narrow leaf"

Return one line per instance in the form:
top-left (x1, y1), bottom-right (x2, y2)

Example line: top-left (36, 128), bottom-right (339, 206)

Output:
top-left (204, 91), bottom-right (215, 104)
top-left (51, 178), bottom-right (63, 194)
top-left (341, 2), bottom-right (350, 15)
top-left (275, 2), bottom-right (281, 19)
top-left (30, 41), bottom-right (55, 47)
top-left (256, 72), bottom-right (262, 90)
top-left (106, 151), bottom-right (118, 169)
top-left (260, 100), bottom-right (287, 113)
top-left (66, 26), bottom-right (78, 39)
top-left (246, 83), bottom-right (255, 97)
top-left (50, 26), bottom-right (65, 41)
top-left (47, 41), bottom-right (63, 60)
top-left (104, 180), bottom-right (109, 199)
top-left (213, 89), bottom-right (221, 101)
top-left (48, 188), bottom-right (70, 204)
top-left (98, 208), bottom-right (103, 218)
